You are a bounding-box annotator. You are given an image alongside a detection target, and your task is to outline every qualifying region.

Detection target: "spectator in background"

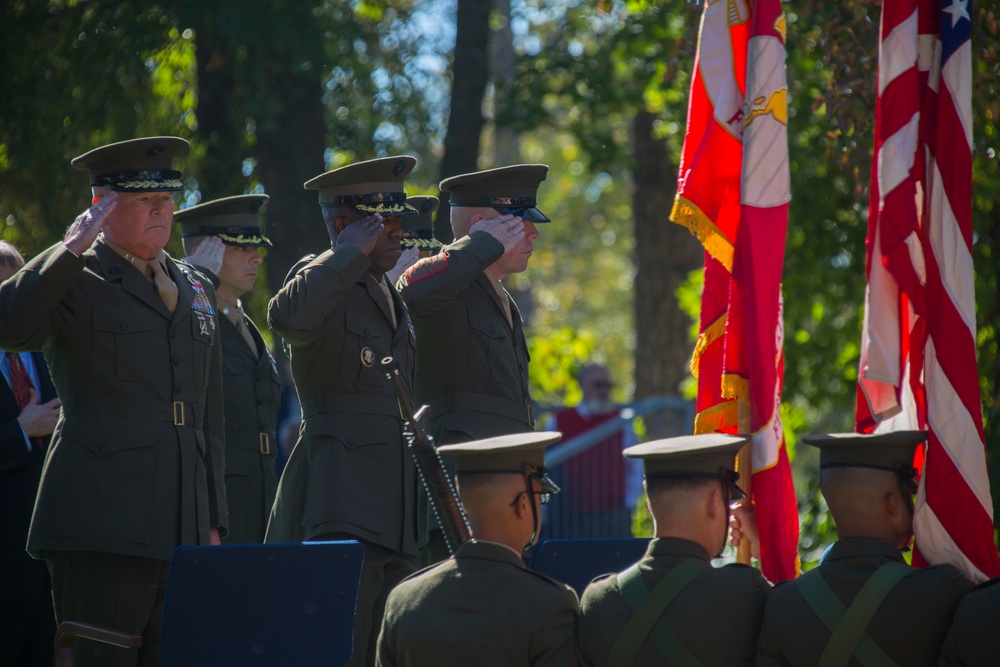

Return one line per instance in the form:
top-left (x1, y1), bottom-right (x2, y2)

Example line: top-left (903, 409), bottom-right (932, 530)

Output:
top-left (545, 363), bottom-right (642, 539)
top-left (0, 241), bottom-right (61, 667)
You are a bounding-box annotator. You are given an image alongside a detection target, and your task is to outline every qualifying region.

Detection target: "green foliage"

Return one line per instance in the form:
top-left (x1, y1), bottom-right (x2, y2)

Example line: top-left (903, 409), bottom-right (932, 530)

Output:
top-left (521, 128), bottom-right (638, 409)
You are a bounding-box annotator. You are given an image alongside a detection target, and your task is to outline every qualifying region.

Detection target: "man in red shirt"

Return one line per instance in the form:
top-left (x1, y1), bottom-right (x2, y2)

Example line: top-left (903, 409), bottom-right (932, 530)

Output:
top-left (547, 364), bottom-right (642, 538)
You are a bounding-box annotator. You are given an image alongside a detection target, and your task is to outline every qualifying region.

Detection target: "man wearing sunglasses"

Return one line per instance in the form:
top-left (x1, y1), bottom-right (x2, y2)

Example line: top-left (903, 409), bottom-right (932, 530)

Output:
top-left (376, 431), bottom-right (579, 667)
top-left (397, 164), bottom-right (550, 565)
top-left (577, 433), bottom-right (770, 666)
top-left (756, 431), bottom-right (973, 666)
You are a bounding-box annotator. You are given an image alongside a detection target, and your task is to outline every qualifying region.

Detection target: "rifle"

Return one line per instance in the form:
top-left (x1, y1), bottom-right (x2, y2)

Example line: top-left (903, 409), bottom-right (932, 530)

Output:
top-left (382, 357), bottom-right (472, 554)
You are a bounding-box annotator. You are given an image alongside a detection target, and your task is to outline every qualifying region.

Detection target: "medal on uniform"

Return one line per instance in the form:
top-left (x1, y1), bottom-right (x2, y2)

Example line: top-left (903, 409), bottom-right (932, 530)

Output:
top-left (196, 311), bottom-right (210, 337)
top-left (360, 347), bottom-right (375, 367)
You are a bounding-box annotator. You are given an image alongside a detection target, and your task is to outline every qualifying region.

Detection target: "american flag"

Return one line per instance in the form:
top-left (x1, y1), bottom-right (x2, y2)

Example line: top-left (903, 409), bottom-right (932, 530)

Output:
top-left (857, 0), bottom-right (1000, 582)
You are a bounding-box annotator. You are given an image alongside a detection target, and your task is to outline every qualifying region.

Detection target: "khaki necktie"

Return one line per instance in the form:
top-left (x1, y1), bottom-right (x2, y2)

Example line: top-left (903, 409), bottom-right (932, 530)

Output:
top-left (231, 309), bottom-right (260, 359)
top-left (494, 283), bottom-right (513, 329)
top-left (148, 260), bottom-right (178, 313)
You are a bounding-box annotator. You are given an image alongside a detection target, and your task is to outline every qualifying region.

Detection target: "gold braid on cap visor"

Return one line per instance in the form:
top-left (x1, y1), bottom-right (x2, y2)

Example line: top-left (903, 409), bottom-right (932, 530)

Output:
top-left (400, 237), bottom-right (443, 249)
top-left (355, 202), bottom-right (411, 214)
top-left (94, 170), bottom-right (184, 191)
top-left (218, 233), bottom-right (272, 247)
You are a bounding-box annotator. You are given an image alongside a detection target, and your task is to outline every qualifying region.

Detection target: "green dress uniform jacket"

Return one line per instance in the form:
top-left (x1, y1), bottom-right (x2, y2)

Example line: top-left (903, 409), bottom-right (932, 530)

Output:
top-left (265, 244), bottom-right (419, 555)
top-left (0, 240), bottom-right (227, 562)
top-left (217, 311), bottom-right (281, 544)
top-left (397, 231), bottom-right (533, 443)
top-left (756, 538), bottom-right (974, 667)
top-left (937, 576), bottom-right (1000, 666)
top-left (376, 540), bottom-right (579, 666)
top-left (578, 537), bottom-right (769, 666)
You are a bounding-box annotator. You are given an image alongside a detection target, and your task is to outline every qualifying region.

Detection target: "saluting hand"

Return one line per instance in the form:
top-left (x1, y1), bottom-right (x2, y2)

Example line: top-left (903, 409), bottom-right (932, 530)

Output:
top-left (386, 246), bottom-right (420, 284)
top-left (470, 214), bottom-right (525, 253)
top-left (185, 236), bottom-right (226, 275)
top-left (337, 213), bottom-right (384, 255)
top-left (64, 192), bottom-right (119, 257)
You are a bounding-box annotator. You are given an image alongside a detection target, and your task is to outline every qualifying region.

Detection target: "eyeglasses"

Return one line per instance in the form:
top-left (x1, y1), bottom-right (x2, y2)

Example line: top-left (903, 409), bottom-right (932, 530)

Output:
top-left (510, 490), bottom-right (552, 507)
top-left (591, 381), bottom-right (613, 389)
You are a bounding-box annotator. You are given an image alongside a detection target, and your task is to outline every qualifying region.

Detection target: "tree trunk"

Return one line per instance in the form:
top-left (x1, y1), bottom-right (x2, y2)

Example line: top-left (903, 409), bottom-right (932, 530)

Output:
top-left (190, 24), bottom-right (246, 199)
top-left (187, 3), bottom-right (328, 297)
top-left (253, 81), bottom-right (328, 297)
top-left (632, 110), bottom-right (702, 405)
top-left (490, 0), bottom-right (520, 167)
top-left (436, 0), bottom-right (492, 243)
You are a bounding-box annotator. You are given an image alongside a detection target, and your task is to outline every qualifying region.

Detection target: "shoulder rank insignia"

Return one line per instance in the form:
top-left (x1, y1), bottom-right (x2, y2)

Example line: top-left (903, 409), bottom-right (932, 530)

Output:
top-left (403, 253), bottom-right (448, 285)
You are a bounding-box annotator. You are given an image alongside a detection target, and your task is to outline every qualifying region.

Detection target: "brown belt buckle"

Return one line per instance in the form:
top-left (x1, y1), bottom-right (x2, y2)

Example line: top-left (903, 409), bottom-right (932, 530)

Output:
top-left (259, 432), bottom-right (271, 456)
top-left (173, 401), bottom-right (186, 426)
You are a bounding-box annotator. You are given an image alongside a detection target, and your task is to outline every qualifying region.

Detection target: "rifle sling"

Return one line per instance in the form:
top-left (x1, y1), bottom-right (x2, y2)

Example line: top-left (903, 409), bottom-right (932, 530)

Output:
top-left (606, 557), bottom-right (708, 667)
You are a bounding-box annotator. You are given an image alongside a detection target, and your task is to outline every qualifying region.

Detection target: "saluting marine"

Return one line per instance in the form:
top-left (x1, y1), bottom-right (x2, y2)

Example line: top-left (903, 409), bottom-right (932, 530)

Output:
top-left (177, 194), bottom-right (281, 544)
top-left (0, 137), bottom-right (226, 667)
top-left (265, 156), bottom-right (420, 667)
top-left (397, 165), bottom-right (549, 564)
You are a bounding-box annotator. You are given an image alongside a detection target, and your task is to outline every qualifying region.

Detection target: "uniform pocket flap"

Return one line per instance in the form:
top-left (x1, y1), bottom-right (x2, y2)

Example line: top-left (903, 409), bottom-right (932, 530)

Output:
top-left (469, 311), bottom-right (504, 338)
top-left (344, 311), bottom-right (383, 338)
top-left (92, 306), bottom-right (154, 334)
top-left (307, 413), bottom-right (392, 448)
top-left (61, 416), bottom-right (154, 457)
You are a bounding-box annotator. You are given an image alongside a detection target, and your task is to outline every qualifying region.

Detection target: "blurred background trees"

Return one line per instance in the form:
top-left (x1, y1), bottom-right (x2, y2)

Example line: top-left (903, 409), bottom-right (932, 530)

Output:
top-left (2, 0), bottom-right (998, 565)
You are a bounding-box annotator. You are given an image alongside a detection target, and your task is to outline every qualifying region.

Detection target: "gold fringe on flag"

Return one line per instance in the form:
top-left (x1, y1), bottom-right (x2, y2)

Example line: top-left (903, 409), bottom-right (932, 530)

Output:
top-left (670, 196), bottom-right (735, 272)
top-left (690, 313), bottom-right (727, 377)
top-left (722, 373), bottom-right (750, 402)
top-left (694, 400), bottom-right (740, 434)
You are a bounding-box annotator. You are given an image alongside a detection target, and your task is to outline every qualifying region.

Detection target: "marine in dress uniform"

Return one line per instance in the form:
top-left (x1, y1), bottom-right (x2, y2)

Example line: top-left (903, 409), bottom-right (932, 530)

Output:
top-left (176, 195), bottom-right (281, 544)
top-left (376, 432), bottom-right (579, 667)
top-left (0, 137), bottom-right (227, 667)
top-left (939, 576), bottom-right (1000, 666)
top-left (756, 431), bottom-right (974, 667)
top-left (265, 156), bottom-right (420, 667)
top-left (577, 434), bottom-right (770, 667)
top-left (397, 165), bottom-right (549, 562)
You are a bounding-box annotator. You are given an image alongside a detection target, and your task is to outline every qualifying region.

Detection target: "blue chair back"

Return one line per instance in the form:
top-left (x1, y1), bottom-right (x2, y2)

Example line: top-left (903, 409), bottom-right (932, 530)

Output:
top-left (161, 541), bottom-right (364, 666)
top-left (529, 538), bottom-right (650, 596)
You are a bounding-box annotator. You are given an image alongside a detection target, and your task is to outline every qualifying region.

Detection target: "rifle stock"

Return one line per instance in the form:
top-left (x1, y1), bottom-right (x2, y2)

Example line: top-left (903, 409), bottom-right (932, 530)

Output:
top-left (382, 357), bottom-right (473, 553)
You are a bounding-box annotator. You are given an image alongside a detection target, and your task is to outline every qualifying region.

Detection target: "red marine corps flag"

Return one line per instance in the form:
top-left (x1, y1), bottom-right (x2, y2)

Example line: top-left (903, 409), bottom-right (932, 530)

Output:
top-left (671, 0), bottom-right (799, 582)
top-left (857, 0), bottom-right (1000, 581)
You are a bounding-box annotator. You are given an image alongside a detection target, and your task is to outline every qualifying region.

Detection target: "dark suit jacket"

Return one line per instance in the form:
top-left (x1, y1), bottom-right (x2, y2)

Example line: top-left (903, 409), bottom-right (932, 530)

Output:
top-left (265, 244), bottom-right (419, 555)
top-left (0, 239), bottom-right (227, 562)
top-left (0, 351), bottom-right (57, 602)
top-left (756, 538), bottom-right (973, 666)
top-left (578, 537), bottom-right (770, 666)
top-left (377, 540), bottom-right (579, 667)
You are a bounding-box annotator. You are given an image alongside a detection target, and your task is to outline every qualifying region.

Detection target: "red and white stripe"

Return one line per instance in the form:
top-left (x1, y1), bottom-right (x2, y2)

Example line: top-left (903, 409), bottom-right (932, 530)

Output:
top-left (858, 0), bottom-right (1000, 582)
